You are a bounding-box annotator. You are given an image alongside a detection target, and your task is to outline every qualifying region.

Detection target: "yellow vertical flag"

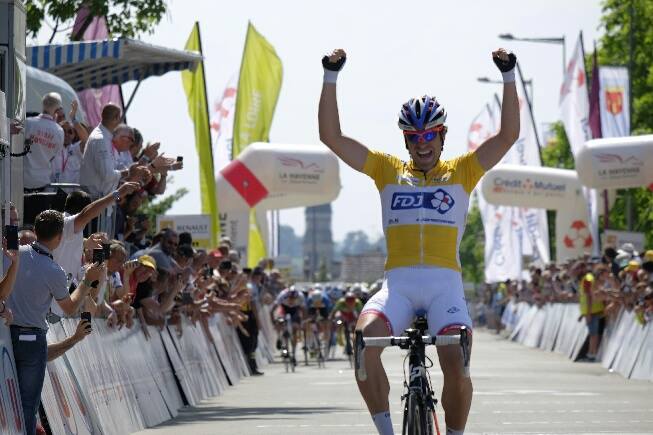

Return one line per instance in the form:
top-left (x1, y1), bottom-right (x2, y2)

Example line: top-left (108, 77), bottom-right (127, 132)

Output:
top-left (233, 22), bottom-right (283, 265)
top-left (247, 208), bottom-right (266, 268)
top-left (182, 22), bottom-right (219, 246)
top-left (232, 22), bottom-right (283, 157)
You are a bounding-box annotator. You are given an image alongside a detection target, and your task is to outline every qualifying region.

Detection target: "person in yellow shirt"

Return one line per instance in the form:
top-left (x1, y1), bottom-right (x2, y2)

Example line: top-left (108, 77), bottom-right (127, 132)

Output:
top-left (579, 264), bottom-right (605, 362)
top-left (319, 47), bottom-right (520, 435)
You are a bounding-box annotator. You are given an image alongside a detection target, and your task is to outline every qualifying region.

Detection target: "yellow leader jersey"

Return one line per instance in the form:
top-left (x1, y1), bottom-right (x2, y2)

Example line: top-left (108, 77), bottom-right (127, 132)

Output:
top-left (363, 150), bottom-right (485, 272)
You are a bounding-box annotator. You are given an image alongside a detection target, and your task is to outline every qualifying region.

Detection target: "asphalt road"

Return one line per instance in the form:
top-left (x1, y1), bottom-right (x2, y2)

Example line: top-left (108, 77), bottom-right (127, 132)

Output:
top-left (134, 330), bottom-right (653, 434)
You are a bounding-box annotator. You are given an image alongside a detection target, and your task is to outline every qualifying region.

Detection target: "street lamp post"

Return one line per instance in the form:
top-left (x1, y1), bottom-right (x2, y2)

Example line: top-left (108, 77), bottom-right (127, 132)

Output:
top-left (498, 33), bottom-right (566, 74)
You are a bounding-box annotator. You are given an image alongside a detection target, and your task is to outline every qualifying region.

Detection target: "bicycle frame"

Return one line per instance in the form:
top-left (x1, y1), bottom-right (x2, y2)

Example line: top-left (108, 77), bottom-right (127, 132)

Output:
top-left (354, 320), bottom-right (470, 435)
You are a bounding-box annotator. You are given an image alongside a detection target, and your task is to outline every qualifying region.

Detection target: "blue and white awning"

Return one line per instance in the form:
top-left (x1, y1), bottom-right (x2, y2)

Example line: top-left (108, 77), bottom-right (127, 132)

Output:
top-left (27, 38), bottom-right (203, 91)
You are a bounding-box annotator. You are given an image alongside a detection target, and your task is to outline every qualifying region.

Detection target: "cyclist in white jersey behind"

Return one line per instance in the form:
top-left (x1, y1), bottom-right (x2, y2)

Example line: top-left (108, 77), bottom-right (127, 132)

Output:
top-left (318, 48), bottom-right (520, 435)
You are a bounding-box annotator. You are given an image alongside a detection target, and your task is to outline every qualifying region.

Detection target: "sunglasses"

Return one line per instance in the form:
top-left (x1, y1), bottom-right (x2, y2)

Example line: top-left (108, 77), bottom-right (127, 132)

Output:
top-left (403, 126), bottom-right (444, 145)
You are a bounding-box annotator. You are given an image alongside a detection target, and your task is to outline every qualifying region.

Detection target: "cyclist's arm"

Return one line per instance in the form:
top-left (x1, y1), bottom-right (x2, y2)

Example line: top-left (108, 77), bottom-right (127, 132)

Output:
top-left (318, 49), bottom-right (369, 172)
top-left (475, 50), bottom-right (520, 171)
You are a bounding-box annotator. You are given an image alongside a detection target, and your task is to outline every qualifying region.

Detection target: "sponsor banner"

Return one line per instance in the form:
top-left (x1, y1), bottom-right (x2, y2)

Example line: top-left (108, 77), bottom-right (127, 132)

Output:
top-left (211, 75), bottom-right (238, 173)
top-left (157, 214), bottom-right (212, 249)
top-left (481, 204), bottom-right (523, 283)
top-left (0, 324), bottom-right (24, 435)
top-left (559, 34), bottom-right (599, 256)
top-left (577, 136), bottom-right (653, 189)
top-left (560, 35), bottom-right (591, 155)
top-left (593, 148), bottom-right (646, 185)
top-left (599, 66), bottom-right (630, 138)
top-left (467, 101), bottom-right (500, 152)
top-left (219, 209), bottom-right (249, 259)
top-left (602, 229), bottom-right (646, 253)
top-left (556, 201), bottom-right (594, 261)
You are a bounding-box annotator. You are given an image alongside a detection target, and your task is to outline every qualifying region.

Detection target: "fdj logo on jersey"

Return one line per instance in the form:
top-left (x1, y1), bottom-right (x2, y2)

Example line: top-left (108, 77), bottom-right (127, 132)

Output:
top-left (390, 189), bottom-right (455, 214)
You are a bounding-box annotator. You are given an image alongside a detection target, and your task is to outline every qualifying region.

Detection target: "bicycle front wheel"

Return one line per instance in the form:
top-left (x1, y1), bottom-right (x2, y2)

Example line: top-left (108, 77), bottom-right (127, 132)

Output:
top-left (403, 393), bottom-right (432, 435)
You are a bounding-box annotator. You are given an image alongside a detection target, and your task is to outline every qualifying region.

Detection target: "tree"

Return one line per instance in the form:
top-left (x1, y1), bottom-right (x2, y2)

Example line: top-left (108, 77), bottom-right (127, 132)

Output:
top-left (25, 0), bottom-right (168, 41)
top-left (137, 187), bottom-right (188, 235)
top-left (597, 0), bottom-right (653, 247)
top-left (460, 200), bottom-right (485, 284)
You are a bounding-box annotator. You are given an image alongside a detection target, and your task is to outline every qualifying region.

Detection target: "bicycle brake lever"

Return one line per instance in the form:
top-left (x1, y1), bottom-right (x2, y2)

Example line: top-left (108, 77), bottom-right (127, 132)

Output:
top-left (355, 330), bottom-right (367, 381)
top-left (459, 326), bottom-right (471, 378)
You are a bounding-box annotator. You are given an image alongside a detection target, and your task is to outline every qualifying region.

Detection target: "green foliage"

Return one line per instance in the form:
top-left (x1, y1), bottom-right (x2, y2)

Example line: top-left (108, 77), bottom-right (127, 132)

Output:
top-left (137, 188), bottom-right (188, 234)
top-left (540, 122), bottom-right (576, 170)
top-left (25, 0), bottom-right (167, 40)
top-left (460, 199), bottom-right (485, 284)
top-left (598, 0), bottom-right (653, 245)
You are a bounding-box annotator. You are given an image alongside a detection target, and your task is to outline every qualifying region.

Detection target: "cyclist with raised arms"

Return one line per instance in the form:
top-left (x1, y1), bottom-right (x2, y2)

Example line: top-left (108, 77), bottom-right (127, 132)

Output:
top-left (318, 48), bottom-right (519, 435)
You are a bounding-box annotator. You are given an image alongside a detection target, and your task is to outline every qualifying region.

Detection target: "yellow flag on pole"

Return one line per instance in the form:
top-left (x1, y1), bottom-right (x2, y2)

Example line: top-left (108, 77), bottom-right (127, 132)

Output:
top-left (247, 209), bottom-right (266, 268)
top-left (232, 22), bottom-right (283, 157)
top-left (182, 22), bottom-right (219, 246)
top-left (233, 22), bottom-right (283, 265)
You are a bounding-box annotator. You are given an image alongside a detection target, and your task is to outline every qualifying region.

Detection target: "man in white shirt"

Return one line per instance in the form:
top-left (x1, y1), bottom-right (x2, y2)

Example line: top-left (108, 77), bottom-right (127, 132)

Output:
top-left (24, 93), bottom-right (65, 191)
top-left (51, 120), bottom-right (83, 185)
top-left (80, 103), bottom-right (138, 197)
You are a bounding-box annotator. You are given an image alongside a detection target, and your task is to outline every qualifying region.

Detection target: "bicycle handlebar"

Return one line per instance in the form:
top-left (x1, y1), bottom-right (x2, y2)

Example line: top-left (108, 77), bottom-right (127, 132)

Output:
top-left (355, 329), bottom-right (471, 382)
top-left (362, 334), bottom-right (461, 348)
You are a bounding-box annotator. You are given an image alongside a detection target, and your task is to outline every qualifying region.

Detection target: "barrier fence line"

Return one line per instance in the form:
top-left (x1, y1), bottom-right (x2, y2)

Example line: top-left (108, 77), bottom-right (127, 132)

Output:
top-left (0, 305), bottom-right (272, 434)
top-left (9, 300), bottom-right (650, 433)
top-left (500, 301), bottom-right (653, 382)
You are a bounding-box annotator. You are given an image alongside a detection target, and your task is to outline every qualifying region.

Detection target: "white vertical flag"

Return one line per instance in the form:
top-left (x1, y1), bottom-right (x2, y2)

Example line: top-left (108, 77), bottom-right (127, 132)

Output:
top-left (598, 66), bottom-right (630, 137)
top-left (471, 96), bottom-right (525, 282)
top-left (210, 75), bottom-right (238, 173)
top-left (560, 36), bottom-right (592, 155)
top-left (513, 65), bottom-right (551, 265)
top-left (559, 33), bottom-right (599, 257)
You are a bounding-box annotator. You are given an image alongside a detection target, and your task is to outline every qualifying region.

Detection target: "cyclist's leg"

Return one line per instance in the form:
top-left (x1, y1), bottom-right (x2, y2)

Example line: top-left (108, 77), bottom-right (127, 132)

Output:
top-left (425, 268), bottom-right (473, 433)
top-left (356, 275), bottom-right (414, 435)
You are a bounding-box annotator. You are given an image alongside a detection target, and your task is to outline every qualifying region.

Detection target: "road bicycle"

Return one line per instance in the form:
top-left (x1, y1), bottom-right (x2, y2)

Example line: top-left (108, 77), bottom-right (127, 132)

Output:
top-left (335, 317), bottom-right (355, 368)
top-left (277, 314), bottom-right (297, 373)
top-left (304, 315), bottom-right (328, 368)
top-left (355, 316), bottom-right (470, 435)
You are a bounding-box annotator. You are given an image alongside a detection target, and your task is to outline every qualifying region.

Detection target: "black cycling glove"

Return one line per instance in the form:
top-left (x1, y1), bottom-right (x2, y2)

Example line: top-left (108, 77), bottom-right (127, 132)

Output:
top-left (322, 54), bottom-right (346, 83)
top-left (493, 52), bottom-right (517, 83)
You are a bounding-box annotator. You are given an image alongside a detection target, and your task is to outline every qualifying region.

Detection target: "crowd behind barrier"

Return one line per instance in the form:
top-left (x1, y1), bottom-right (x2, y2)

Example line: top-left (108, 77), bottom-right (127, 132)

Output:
top-left (474, 243), bottom-right (653, 381)
top-left (1, 93), bottom-right (294, 434)
top-left (0, 302), bottom-right (277, 434)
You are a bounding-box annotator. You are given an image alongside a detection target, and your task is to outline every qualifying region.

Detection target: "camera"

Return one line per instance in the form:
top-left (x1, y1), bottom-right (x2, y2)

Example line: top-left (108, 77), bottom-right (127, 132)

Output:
top-left (92, 248), bottom-right (104, 264)
top-left (4, 225), bottom-right (18, 250)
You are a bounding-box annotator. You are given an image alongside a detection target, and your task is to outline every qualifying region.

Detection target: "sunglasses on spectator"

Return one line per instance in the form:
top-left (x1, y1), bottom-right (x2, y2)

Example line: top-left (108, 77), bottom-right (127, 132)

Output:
top-left (403, 125), bottom-right (445, 144)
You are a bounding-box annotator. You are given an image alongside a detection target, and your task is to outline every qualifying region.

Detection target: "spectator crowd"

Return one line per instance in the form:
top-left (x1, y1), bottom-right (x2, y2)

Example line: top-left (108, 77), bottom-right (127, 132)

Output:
top-left (476, 243), bottom-right (653, 362)
top-left (1, 93), bottom-right (293, 435)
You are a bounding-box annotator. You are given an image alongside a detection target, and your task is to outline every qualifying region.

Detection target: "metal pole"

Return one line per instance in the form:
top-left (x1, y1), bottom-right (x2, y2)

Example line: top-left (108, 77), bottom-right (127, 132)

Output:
top-left (562, 35), bottom-right (567, 74)
top-left (626, 0), bottom-right (634, 230)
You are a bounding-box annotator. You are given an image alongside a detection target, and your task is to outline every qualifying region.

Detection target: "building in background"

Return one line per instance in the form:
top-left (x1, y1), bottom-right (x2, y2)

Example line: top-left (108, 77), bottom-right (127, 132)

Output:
top-left (340, 250), bottom-right (385, 283)
top-left (303, 204), bottom-right (334, 281)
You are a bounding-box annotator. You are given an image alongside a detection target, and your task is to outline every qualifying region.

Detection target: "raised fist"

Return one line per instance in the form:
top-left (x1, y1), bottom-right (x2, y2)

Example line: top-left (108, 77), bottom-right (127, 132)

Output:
top-left (322, 49), bottom-right (347, 72)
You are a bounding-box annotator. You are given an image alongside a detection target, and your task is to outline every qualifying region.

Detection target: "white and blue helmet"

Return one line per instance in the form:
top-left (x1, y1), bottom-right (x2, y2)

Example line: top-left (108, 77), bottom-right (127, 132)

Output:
top-left (398, 95), bottom-right (447, 132)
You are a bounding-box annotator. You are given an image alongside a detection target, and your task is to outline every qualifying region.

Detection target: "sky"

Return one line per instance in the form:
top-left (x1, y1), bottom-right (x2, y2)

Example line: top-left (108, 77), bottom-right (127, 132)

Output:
top-left (36, 0), bottom-right (606, 243)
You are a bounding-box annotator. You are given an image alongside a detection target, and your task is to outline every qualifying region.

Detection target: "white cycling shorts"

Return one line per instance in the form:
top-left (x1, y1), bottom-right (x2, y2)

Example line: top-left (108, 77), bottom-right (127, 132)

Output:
top-left (361, 266), bottom-right (472, 336)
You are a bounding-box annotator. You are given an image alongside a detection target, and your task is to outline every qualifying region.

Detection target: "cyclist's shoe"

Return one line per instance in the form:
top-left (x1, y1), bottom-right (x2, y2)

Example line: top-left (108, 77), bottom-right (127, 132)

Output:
top-left (276, 339), bottom-right (282, 350)
top-left (251, 370), bottom-right (265, 376)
